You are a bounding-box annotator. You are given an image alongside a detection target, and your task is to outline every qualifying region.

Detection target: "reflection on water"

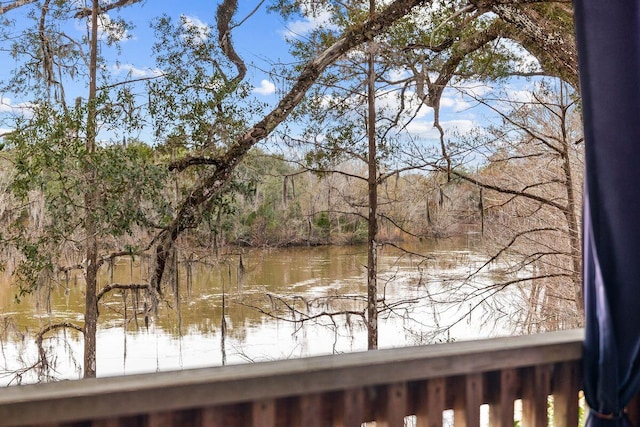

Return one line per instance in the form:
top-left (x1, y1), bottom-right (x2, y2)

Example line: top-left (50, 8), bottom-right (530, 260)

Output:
top-left (0, 236), bottom-right (520, 385)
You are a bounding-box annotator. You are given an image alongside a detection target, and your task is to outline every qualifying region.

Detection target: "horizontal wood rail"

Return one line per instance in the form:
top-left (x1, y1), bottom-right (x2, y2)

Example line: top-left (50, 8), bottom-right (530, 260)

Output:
top-left (0, 329), bottom-right (585, 427)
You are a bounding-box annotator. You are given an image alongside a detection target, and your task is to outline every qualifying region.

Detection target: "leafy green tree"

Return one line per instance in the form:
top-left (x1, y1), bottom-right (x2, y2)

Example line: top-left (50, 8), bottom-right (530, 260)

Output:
top-left (0, 0), bottom-right (166, 378)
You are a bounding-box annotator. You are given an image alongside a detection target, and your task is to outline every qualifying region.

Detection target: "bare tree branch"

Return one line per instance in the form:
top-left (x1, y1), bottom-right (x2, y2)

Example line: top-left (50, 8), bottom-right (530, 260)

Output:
top-left (216, 0), bottom-right (246, 84)
top-left (75, 0), bottom-right (144, 18)
top-left (96, 283), bottom-right (149, 303)
top-left (150, 0), bottom-right (431, 294)
top-left (36, 322), bottom-right (84, 380)
top-left (231, 0), bottom-right (266, 31)
top-left (168, 156), bottom-right (222, 172)
top-left (440, 166), bottom-right (567, 212)
top-left (98, 73), bottom-right (165, 91)
top-left (0, 0), bottom-right (37, 15)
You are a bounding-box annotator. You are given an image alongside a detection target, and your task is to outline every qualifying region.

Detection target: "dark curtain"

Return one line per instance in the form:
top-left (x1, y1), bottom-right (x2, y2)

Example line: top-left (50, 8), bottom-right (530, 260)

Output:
top-left (575, 1), bottom-right (640, 426)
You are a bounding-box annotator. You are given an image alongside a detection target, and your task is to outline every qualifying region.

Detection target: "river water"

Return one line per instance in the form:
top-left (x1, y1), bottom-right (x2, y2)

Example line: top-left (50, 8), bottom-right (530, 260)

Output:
top-left (0, 237), bottom-right (523, 385)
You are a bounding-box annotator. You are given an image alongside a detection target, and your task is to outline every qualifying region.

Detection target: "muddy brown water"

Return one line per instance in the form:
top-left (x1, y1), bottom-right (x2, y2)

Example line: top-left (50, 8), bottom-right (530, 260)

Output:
top-left (0, 236), bottom-right (515, 385)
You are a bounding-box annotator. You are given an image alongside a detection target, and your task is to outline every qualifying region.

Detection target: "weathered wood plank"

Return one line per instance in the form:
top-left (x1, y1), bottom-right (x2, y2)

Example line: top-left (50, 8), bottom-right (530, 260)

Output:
top-left (201, 406), bottom-right (225, 427)
top-left (202, 405), bottom-right (251, 427)
top-left (467, 373), bottom-right (484, 427)
top-left (453, 374), bottom-right (483, 427)
top-left (334, 387), bottom-right (365, 427)
top-left (298, 394), bottom-right (323, 427)
top-left (416, 377), bottom-right (446, 427)
top-left (91, 419), bottom-right (120, 427)
top-left (552, 361), bottom-right (580, 427)
top-left (275, 397), bottom-right (296, 427)
top-left (488, 368), bottom-right (518, 427)
top-left (522, 365), bottom-right (552, 427)
top-left (452, 376), bottom-right (466, 427)
top-left (117, 415), bottom-right (145, 427)
top-left (375, 383), bottom-right (407, 427)
top-left (0, 330), bottom-right (584, 426)
top-left (148, 412), bottom-right (173, 427)
top-left (253, 399), bottom-right (276, 427)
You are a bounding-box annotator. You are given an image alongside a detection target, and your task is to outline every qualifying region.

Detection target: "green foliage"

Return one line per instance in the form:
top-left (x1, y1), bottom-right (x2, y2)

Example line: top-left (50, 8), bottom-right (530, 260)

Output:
top-left (0, 2), bottom-right (90, 101)
top-left (315, 211), bottom-right (331, 237)
top-left (146, 14), bottom-right (273, 242)
top-left (4, 101), bottom-right (168, 296)
top-left (148, 15), bottom-right (260, 149)
top-left (10, 233), bottom-right (55, 301)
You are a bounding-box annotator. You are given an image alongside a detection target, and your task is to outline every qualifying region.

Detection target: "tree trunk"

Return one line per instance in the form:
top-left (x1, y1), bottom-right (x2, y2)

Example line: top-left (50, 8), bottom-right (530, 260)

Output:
top-left (366, 0), bottom-right (378, 351)
top-left (83, 0), bottom-right (99, 379)
top-left (493, 3), bottom-right (578, 89)
top-left (558, 86), bottom-right (583, 314)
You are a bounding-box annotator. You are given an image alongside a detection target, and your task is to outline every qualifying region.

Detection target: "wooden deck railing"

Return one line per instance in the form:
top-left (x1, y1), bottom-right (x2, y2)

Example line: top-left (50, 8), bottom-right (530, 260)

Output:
top-left (0, 329), bottom-right (585, 427)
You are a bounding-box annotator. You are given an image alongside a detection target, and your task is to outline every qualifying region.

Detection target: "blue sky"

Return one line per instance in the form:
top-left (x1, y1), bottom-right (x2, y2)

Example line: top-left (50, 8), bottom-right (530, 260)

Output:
top-left (0, 1), bottom-right (543, 155)
top-left (0, 1), bottom-right (295, 139)
top-left (107, 1), bottom-right (290, 91)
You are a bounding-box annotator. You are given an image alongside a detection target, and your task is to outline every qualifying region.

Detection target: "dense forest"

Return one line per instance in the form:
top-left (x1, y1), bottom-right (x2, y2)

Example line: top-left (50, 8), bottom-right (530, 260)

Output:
top-left (0, 0), bottom-right (581, 381)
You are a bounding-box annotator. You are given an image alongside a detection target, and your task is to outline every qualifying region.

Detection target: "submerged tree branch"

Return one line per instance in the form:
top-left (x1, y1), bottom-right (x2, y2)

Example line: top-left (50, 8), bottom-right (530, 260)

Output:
top-left (96, 283), bottom-right (150, 303)
top-left (36, 322), bottom-right (84, 380)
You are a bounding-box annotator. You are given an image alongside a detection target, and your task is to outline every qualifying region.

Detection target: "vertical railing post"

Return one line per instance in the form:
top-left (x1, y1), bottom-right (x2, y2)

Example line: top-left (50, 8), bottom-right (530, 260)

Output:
top-left (335, 388), bottom-right (366, 426)
top-left (91, 419), bottom-right (120, 427)
top-left (201, 406), bottom-right (225, 427)
top-left (416, 377), bottom-right (446, 427)
top-left (552, 361), bottom-right (581, 427)
top-left (375, 383), bottom-right (408, 427)
top-left (453, 374), bottom-right (483, 427)
top-left (253, 399), bottom-right (276, 427)
top-left (522, 365), bottom-right (552, 427)
top-left (489, 369), bottom-right (518, 427)
top-left (299, 394), bottom-right (323, 427)
top-left (148, 412), bottom-right (173, 427)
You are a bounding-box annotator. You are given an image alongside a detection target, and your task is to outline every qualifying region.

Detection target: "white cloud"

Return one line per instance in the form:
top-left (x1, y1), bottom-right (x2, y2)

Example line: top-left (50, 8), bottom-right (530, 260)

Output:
top-left (440, 96), bottom-right (473, 113)
top-left (376, 90), bottom-right (401, 111)
top-left (318, 94), bottom-right (333, 109)
top-left (452, 81), bottom-right (493, 99)
top-left (498, 39), bottom-right (542, 74)
top-left (405, 121), bottom-right (434, 136)
top-left (504, 88), bottom-right (534, 104)
top-left (438, 81), bottom-right (498, 113)
top-left (442, 119), bottom-right (477, 135)
top-left (74, 13), bottom-right (133, 43)
top-left (406, 119), bottom-right (477, 140)
top-left (112, 63), bottom-right (163, 78)
top-left (374, 89), bottom-right (433, 120)
top-left (181, 15), bottom-right (209, 44)
top-left (281, 9), bottom-right (337, 40)
top-left (387, 68), bottom-right (411, 82)
top-left (98, 13), bottom-right (131, 42)
top-left (0, 97), bottom-right (34, 116)
top-left (253, 80), bottom-right (276, 96)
